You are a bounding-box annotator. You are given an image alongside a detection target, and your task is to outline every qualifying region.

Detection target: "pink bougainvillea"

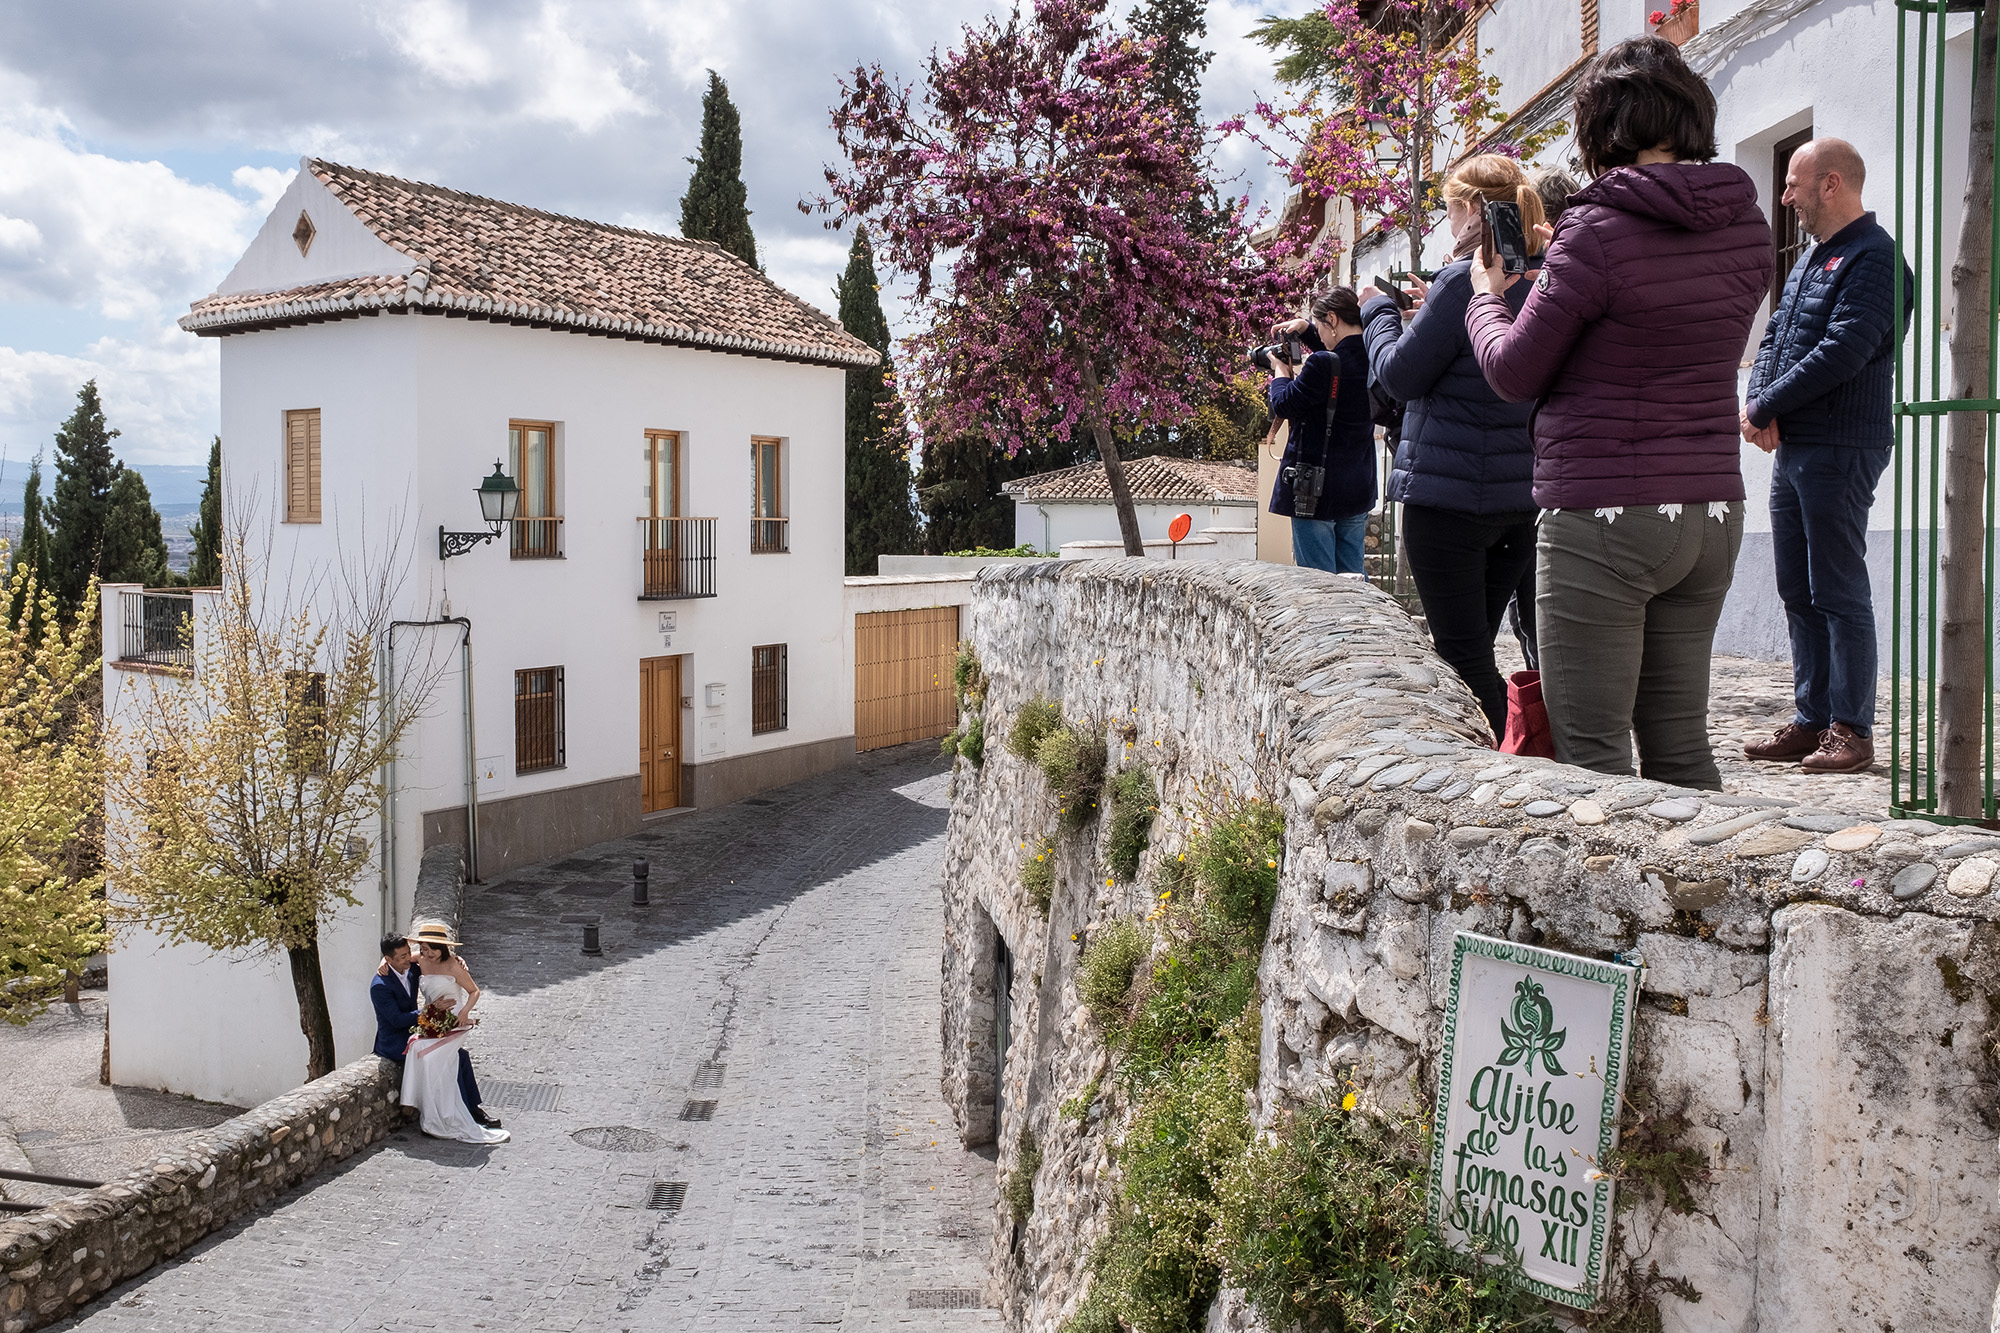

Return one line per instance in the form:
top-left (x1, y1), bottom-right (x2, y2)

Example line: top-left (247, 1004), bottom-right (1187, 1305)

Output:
top-left (810, 0), bottom-right (1298, 555)
top-left (1232, 0), bottom-right (1564, 271)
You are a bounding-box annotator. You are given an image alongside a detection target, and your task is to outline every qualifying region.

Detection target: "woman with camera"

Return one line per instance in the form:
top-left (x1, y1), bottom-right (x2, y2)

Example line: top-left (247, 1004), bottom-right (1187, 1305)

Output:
top-left (1358, 155), bottom-right (1546, 737)
top-left (1266, 287), bottom-right (1375, 574)
top-left (1464, 36), bottom-right (1772, 786)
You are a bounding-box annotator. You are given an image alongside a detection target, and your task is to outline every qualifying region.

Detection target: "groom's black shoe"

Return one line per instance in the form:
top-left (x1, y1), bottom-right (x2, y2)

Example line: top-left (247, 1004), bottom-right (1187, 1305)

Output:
top-left (472, 1107), bottom-right (504, 1129)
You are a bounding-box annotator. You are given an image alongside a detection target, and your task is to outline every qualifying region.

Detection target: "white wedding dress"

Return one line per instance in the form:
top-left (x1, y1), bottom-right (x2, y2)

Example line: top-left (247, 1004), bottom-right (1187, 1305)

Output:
top-left (401, 973), bottom-right (509, 1144)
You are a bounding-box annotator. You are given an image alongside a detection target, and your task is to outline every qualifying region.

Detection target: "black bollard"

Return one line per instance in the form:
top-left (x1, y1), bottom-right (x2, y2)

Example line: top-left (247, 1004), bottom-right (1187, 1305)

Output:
top-left (581, 922), bottom-right (602, 955)
top-left (632, 859), bottom-right (650, 906)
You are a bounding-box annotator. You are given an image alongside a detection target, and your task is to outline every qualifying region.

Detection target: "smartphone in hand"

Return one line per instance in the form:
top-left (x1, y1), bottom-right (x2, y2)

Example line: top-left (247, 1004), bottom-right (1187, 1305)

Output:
top-left (1483, 200), bottom-right (1529, 276)
top-left (1372, 273), bottom-right (1413, 311)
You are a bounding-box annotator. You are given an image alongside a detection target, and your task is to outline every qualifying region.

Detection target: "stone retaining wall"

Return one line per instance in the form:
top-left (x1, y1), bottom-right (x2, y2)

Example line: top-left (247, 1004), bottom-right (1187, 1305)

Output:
top-left (0, 1058), bottom-right (403, 1332)
top-left (939, 559), bottom-right (2000, 1333)
top-left (1, 849), bottom-right (470, 1331)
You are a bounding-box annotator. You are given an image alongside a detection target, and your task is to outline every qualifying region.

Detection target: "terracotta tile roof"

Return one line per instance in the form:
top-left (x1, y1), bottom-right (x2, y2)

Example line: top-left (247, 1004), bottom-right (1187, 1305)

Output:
top-left (1004, 456), bottom-right (1259, 503)
top-left (180, 159), bottom-right (879, 370)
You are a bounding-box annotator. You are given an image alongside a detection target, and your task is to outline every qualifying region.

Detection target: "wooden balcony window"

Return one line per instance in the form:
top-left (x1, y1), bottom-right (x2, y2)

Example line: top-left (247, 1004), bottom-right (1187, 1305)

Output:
top-left (639, 516), bottom-right (719, 599)
top-left (510, 516), bottom-right (564, 559)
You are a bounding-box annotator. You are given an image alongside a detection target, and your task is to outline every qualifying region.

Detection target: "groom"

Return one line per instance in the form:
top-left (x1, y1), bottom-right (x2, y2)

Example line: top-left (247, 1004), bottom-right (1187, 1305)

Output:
top-left (371, 933), bottom-right (503, 1129)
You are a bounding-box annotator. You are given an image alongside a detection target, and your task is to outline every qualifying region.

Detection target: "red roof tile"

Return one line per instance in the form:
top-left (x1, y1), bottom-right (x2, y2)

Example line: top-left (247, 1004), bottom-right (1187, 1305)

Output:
top-left (1004, 456), bottom-right (1259, 503)
top-left (180, 160), bottom-right (878, 370)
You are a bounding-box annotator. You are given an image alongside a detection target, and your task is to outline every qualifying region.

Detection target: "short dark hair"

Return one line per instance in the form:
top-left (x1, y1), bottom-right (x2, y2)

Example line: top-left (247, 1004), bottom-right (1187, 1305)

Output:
top-left (1572, 36), bottom-right (1717, 178)
top-left (380, 933), bottom-right (407, 959)
top-left (1309, 286), bottom-right (1362, 328)
top-left (419, 940), bottom-right (454, 962)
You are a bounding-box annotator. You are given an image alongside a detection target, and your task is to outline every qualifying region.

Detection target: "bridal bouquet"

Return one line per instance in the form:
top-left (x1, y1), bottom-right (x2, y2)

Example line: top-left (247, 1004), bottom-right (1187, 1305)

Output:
top-left (416, 1002), bottom-right (460, 1038)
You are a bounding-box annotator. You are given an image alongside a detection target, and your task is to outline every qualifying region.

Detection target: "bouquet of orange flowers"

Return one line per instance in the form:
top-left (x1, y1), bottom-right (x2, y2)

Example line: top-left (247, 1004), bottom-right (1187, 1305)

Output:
top-left (416, 1001), bottom-right (459, 1038)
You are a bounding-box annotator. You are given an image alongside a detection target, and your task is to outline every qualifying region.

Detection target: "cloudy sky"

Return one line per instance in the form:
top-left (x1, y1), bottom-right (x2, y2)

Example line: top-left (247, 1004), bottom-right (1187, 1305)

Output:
top-left (0, 0), bottom-right (1299, 480)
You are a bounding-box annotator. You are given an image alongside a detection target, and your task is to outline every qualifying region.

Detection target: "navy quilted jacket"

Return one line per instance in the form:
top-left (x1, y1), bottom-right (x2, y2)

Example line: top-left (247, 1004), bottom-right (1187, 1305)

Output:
top-left (1746, 212), bottom-right (1912, 449)
top-left (1360, 257), bottom-right (1537, 515)
top-left (1465, 162), bottom-right (1773, 509)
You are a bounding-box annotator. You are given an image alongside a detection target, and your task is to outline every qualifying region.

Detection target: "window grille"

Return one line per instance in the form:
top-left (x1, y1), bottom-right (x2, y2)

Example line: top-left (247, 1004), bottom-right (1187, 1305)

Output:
top-left (751, 644), bottom-right (788, 735)
top-left (1772, 127), bottom-right (1814, 306)
top-left (515, 666), bottom-right (566, 773)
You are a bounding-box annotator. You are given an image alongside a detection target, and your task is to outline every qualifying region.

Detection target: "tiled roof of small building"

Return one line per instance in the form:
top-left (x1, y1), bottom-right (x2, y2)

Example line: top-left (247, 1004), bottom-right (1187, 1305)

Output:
top-left (180, 159), bottom-right (879, 370)
top-left (1004, 456), bottom-right (1259, 503)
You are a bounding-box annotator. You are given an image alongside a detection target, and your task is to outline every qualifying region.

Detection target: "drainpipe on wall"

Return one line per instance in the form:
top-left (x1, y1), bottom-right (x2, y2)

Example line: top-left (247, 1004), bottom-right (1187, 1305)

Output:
top-left (1037, 504), bottom-right (1052, 555)
top-left (382, 616), bottom-right (475, 935)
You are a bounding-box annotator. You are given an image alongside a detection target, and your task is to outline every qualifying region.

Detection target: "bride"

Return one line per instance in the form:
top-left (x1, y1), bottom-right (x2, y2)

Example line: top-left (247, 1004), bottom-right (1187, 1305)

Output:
top-left (401, 920), bottom-right (509, 1145)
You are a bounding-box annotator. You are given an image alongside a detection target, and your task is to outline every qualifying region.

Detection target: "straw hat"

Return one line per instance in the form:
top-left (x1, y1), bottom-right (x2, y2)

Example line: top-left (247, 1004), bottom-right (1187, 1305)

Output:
top-left (410, 919), bottom-right (461, 950)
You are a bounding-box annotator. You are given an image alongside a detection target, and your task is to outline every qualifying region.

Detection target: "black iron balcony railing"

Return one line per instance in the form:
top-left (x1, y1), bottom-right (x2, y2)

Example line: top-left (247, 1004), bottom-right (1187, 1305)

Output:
top-left (120, 589), bottom-right (193, 669)
top-left (639, 517), bottom-right (718, 599)
top-left (510, 516), bottom-right (563, 559)
top-left (751, 516), bottom-right (789, 554)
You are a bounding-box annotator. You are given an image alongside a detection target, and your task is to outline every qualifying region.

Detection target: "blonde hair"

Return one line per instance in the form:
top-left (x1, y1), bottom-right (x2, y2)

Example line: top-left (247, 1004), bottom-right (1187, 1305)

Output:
top-left (1443, 155), bottom-right (1549, 255)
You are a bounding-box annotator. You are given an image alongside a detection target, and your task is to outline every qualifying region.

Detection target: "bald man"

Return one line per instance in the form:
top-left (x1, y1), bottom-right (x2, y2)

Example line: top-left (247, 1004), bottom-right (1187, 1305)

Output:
top-left (1741, 138), bottom-right (1912, 774)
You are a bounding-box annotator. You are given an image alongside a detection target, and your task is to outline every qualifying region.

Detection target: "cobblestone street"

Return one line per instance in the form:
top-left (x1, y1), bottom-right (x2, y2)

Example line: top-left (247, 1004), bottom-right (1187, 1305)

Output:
top-left (45, 742), bottom-right (997, 1332)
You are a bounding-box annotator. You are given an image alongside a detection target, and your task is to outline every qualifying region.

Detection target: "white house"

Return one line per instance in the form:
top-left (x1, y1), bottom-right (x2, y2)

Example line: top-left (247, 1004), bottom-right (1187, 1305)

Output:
top-left (1003, 456), bottom-right (1259, 552)
top-left (101, 157), bottom-right (876, 1105)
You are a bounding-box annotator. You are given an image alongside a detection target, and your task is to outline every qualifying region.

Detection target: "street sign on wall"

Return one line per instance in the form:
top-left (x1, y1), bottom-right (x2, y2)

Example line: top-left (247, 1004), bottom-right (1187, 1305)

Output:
top-left (1428, 933), bottom-right (1639, 1308)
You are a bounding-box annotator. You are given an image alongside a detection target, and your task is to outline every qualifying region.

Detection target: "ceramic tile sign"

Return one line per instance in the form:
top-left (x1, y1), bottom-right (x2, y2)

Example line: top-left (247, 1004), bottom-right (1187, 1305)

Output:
top-left (1428, 932), bottom-right (1639, 1308)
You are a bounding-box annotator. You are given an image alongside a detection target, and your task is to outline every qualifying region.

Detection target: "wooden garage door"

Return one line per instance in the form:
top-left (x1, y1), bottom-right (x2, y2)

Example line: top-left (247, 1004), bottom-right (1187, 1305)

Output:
top-left (855, 606), bottom-right (960, 752)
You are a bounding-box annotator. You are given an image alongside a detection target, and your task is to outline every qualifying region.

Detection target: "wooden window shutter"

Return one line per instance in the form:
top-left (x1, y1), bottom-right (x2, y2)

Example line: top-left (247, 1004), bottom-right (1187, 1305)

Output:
top-left (1582, 0), bottom-right (1599, 53)
top-left (285, 409), bottom-right (322, 523)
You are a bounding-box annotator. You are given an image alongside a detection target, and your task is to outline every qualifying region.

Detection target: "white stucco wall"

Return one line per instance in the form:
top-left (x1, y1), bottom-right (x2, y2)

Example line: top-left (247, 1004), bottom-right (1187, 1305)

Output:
top-left (1009, 498), bottom-right (1256, 551)
top-left (105, 308), bottom-right (850, 1105)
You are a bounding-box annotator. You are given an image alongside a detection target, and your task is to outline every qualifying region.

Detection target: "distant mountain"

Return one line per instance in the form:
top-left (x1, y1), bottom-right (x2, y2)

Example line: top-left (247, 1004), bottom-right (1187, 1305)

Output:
top-left (0, 462), bottom-right (208, 514)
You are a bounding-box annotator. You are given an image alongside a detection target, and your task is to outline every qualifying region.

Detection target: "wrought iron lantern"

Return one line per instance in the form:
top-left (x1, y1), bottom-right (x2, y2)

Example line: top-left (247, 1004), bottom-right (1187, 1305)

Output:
top-left (439, 461), bottom-right (521, 560)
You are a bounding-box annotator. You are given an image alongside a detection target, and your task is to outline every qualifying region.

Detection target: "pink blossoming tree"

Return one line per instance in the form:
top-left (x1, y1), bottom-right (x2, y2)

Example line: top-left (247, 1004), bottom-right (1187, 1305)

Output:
top-left (1238, 0), bottom-right (1562, 272)
top-left (812, 0), bottom-right (1291, 556)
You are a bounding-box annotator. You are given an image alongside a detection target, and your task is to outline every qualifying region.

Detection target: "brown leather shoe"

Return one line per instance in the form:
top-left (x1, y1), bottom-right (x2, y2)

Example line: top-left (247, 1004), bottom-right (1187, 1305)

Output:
top-left (1745, 721), bottom-right (1823, 761)
top-left (1801, 722), bottom-right (1875, 773)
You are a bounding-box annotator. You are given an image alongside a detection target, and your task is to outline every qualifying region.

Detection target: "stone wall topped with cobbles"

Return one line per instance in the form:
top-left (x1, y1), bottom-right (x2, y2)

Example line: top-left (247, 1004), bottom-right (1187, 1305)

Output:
top-left (938, 558), bottom-right (2000, 1333)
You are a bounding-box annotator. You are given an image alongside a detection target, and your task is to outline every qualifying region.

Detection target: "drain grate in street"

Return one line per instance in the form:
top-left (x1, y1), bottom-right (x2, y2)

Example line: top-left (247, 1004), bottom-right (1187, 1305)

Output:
top-left (907, 1289), bottom-right (982, 1310)
top-left (549, 857), bottom-right (602, 873)
top-left (484, 1081), bottom-right (564, 1113)
top-left (559, 881), bottom-right (619, 897)
top-left (679, 1099), bottom-right (718, 1121)
top-left (573, 1126), bottom-right (664, 1153)
top-left (741, 798), bottom-right (775, 807)
top-left (646, 1181), bottom-right (688, 1211)
top-left (692, 1062), bottom-right (726, 1089)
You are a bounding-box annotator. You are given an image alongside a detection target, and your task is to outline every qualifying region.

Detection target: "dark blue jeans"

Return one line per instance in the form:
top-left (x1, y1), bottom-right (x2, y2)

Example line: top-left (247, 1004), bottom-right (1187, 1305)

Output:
top-left (1770, 443), bottom-right (1891, 735)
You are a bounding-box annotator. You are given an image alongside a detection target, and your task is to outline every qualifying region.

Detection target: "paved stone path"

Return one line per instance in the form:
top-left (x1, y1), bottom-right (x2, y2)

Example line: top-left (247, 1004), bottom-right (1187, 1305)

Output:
top-left (49, 743), bottom-right (997, 1331)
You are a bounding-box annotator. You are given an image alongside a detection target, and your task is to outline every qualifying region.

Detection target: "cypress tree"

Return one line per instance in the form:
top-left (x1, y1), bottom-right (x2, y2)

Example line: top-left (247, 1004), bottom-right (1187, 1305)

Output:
top-left (680, 71), bottom-right (759, 268)
top-left (916, 439), bottom-right (1054, 554)
top-left (99, 469), bottom-right (172, 588)
top-left (7, 453), bottom-right (52, 638)
top-left (188, 436), bottom-right (222, 587)
top-left (837, 228), bottom-right (921, 575)
top-left (1132, 0), bottom-right (1212, 127)
top-left (47, 380), bottom-right (123, 611)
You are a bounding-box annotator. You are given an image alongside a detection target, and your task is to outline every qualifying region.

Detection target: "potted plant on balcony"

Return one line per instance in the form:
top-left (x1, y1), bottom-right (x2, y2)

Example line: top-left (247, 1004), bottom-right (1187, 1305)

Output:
top-left (1650, 0), bottom-right (1698, 45)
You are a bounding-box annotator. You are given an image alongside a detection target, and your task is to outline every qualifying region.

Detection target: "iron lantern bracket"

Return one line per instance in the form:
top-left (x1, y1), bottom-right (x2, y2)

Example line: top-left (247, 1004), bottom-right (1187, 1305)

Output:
top-left (439, 526), bottom-right (500, 561)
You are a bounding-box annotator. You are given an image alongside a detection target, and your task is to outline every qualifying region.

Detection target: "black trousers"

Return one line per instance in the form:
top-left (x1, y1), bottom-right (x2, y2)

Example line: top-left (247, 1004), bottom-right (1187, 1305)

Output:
top-left (1400, 503), bottom-right (1540, 736)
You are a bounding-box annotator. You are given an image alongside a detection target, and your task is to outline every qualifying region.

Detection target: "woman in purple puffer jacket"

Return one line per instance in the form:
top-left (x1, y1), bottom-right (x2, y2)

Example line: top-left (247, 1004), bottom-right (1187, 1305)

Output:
top-left (1465, 36), bottom-right (1772, 787)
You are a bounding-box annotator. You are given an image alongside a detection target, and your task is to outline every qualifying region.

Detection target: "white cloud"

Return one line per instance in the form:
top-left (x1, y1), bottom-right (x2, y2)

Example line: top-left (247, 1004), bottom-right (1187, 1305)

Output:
top-left (378, 0), bottom-right (501, 88)
top-left (0, 329), bottom-right (220, 471)
top-left (232, 165), bottom-right (298, 216)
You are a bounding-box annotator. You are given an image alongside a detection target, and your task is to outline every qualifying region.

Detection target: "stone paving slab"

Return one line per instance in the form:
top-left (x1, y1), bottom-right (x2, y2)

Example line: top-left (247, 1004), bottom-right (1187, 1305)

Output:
top-left (45, 742), bottom-right (997, 1331)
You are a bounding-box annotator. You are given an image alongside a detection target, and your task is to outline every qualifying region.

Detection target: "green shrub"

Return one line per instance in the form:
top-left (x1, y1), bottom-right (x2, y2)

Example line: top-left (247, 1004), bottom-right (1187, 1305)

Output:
top-left (1008, 695), bottom-right (1063, 761)
top-left (1071, 1045), bottom-right (1253, 1333)
top-left (943, 544), bottom-right (1045, 557)
top-left (1190, 798), bottom-right (1285, 933)
top-left (1037, 724), bottom-right (1108, 833)
top-left (1061, 1076), bottom-right (1103, 1123)
top-left (1078, 919), bottom-right (1152, 1028)
top-left (953, 642), bottom-right (988, 709)
top-left (1004, 1129), bottom-right (1043, 1225)
top-left (940, 712), bottom-right (987, 766)
top-left (1106, 764), bottom-right (1158, 880)
top-left (1021, 835), bottom-right (1058, 916)
top-left (1214, 1095), bottom-right (1556, 1333)
top-left (1119, 899), bottom-right (1259, 1087)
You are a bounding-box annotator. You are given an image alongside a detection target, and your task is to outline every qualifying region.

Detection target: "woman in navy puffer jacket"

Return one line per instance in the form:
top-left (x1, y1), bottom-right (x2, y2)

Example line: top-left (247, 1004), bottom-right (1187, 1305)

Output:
top-left (1361, 154), bottom-right (1546, 736)
top-left (1465, 36), bottom-right (1772, 787)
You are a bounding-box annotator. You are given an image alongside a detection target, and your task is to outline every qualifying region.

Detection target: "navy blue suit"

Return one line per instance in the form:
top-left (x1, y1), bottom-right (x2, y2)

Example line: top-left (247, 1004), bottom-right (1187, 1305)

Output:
top-left (371, 965), bottom-right (483, 1115)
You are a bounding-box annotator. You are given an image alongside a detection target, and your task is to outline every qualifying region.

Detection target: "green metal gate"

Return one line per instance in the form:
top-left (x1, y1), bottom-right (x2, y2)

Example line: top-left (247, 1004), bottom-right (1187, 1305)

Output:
top-left (1892, 0), bottom-right (2000, 821)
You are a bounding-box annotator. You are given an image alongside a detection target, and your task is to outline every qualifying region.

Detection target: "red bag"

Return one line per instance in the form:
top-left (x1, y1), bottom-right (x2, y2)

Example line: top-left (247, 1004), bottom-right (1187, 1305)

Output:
top-left (1499, 670), bottom-right (1555, 757)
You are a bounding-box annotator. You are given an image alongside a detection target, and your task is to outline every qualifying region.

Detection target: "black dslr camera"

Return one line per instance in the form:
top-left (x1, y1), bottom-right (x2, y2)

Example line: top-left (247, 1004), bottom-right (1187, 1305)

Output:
top-left (1249, 334), bottom-right (1307, 373)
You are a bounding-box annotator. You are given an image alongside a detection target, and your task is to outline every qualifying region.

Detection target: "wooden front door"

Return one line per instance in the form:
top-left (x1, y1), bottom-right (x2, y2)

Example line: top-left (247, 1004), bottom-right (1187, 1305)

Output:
top-left (640, 655), bottom-right (682, 813)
